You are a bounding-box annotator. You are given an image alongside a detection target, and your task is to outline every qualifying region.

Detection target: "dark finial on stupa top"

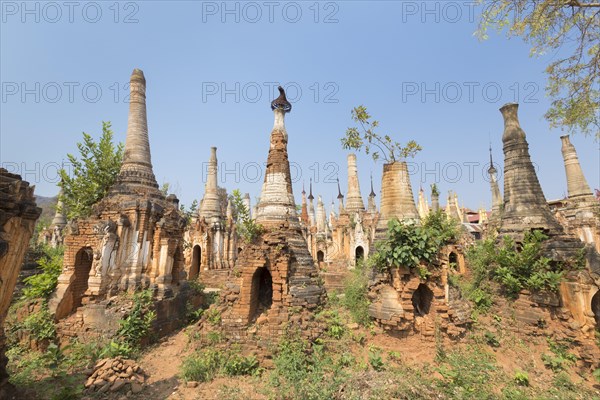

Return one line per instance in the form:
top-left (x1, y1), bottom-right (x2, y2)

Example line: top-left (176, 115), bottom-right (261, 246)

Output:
top-left (271, 86), bottom-right (292, 113)
top-left (337, 177), bottom-right (344, 200)
top-left (369, 173), bottom-right (376, 197)
top-left (308, 178), bottom-right (314, 200)
top-left (488, 143), bottom-right (497, 174)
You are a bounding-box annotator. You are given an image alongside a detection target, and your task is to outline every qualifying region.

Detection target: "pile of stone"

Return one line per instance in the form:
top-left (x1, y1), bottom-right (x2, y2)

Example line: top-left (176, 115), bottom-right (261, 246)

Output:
top-left (83, 357), bottom-right (146, 395)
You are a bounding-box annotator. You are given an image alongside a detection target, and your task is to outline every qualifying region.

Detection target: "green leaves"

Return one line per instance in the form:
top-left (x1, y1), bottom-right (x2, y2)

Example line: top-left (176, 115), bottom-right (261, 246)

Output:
top-left (59, 121), bottom-right (123, 220)
top-left (231, 189), bottom-right (263, 243)
top-left (476, 0), bottom-right (600, 137)
top-left (341, 105), bottom-right (422, 163)
top-left (466, 230), bottom-right (564, 298)
top-left (22, 245), bottom-right (64, 300)
top-left (372, 211), bottom-right (459, 273)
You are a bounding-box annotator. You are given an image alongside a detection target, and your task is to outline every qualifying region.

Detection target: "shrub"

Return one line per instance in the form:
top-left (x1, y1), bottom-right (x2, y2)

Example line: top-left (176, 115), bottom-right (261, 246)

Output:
top-left (115, 289), bottom-right (156, 355)
top-left (466, 230), bottom-right (565, 298)
top-left (205, 308), bottom-right (221, 325)
top-left (436, 346), bottom-right (497, 396)
top-left (542, 338), bottom-right (577, 372)
top-left (318, 310), bottom-right (345, 339)
top-left (231, 189), bottom-right (263, 243)
top-left (22, 245), bottom-right (64, 300)
top-left (342, 262), bottom-right (371, 326)
top-left (368, 346), bottom-right (384, 371)
top-left (514, 371), bottom-right (529, 386)
top-left (269, 334), bottom-right (346, 400)
top-left (484, 332), bottom-right (500, 348)
top-left (180, 347), bottom-right (258, 382)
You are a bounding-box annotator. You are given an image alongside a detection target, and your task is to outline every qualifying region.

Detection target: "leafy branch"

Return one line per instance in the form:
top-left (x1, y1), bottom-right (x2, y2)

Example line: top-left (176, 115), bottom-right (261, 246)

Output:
top-left (476, 0), bottom-right (600, 137)
top-left (231, 189), bottom-right (263, 243)
top-left (341, 106), bottom-right (422, 163)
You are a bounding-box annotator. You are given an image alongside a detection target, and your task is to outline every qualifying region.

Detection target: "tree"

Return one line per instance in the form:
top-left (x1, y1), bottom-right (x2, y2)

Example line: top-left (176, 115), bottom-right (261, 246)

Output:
top-left (477, 0), bottom-right (600, 138)
top-left (59, 122), bottom-right (123, 219)
top-left (341, 106), bottom-right (422, 163)
top-left (180, 199), bottom-right (198, 223)
top-left (230, 189), bottom-right (263, 243)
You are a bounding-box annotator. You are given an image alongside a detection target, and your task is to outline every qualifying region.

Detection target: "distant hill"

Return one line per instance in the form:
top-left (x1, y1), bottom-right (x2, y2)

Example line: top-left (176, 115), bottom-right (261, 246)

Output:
top-left (34, 195), bottom-right (58, 225)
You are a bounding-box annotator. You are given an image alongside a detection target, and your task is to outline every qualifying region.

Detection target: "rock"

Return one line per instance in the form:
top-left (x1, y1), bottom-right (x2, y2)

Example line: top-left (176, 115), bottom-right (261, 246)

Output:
top-left (131, 382), bottom-right (143, 393)
top-left (186, 381), bottom-right (199, 388)
top-left (98, 382), bottom-right (111, 394)
top-left (111, 379), bottom-right (127, 392)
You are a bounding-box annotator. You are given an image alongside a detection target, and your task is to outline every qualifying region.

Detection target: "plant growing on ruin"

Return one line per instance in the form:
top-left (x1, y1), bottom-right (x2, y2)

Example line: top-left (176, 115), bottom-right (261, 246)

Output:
top-left (467, 231), bottom-right (565, 298)
top-left (341, 105), bottom-right (421, 163)
top-left (422, 210), bottom-right (460, 245)
top-left (231, 189), bottom-right (263, 243)
top-left (476, 0), bottom-right (600, 137)
top-left (22, 244), bottom-right (64, 300)
top-left (59, 121), bottom-right (124, 219)
top-left (371, 219), bottom-right (440, 271)
top-left (115, 289), bottom-right (156, 355)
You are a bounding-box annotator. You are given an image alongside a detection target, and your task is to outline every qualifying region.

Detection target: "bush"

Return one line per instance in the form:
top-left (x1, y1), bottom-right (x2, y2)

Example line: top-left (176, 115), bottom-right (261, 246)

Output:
top-left (180, 347), bottom-right (258, 382)
top-left (368, 346), bottom-right (384, 371)
top-left (342, 262), bottom-right (371, 326)
top-left (542, 338), bottom-right (577, 372)
top-left (514, 371), bottom-right (529, 386)
top-left (436, 346), bottom-right (497, 396)
top-left (466, 230), bottom-right (565, 298)
top-left (115, 289), bottom-right (156, 355)
top-left (22, 303), bottom-right (56, 341)
top-left (269, 334), bottom-right (345, 400)
top-left (318, 310), bottom-right (345, 339)
top-left (22, 245), bottom-right (64, 300)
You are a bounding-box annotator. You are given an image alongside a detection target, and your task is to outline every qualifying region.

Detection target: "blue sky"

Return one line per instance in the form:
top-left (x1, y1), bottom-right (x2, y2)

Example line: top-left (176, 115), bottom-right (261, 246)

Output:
top-left (2, 1), bottom-right (599, 211)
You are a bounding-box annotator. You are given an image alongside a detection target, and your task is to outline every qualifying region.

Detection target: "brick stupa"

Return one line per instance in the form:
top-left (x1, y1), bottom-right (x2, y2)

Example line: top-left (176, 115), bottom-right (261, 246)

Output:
top-left (218, 86), bottom-right (325, 342)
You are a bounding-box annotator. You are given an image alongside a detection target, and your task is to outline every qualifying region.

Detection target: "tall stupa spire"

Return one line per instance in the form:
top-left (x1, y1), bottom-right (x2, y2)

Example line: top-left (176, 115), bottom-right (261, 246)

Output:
top-left (367, 174), bottom-right (377, 213)
top-left (345, 154), bottom-right (365, 213)
top-left (52, 183), bottom-right (67, 227)
top-left (199, 146), bottom-right (222, 221)
top-left (560, 135), bottom-right (594, 201)
top-left (113, 69), bottom-right (160, 195)
top-left (255, 87), bottom-right (298, 227)
top-left (308, 178), bottom-right (315, 226)
top-left (488, 144), bottom-right (503, 222)
top-left (300, 182), bottom-right (309, 225)
top-left (336, 177), bottom-right (344, 214)
top-left (498, 103), bottom-right (562, 236)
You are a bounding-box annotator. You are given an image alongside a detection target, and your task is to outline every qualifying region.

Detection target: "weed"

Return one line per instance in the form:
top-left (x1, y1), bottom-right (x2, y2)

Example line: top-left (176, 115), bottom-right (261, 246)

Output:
top-left (514, 371), bottom-right (529, 386)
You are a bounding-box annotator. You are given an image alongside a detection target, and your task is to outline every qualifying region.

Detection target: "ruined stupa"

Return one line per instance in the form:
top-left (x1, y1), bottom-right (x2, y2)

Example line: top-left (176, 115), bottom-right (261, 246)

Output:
top-left (487, 145), bottom-right (503, 231)
top-left (50, 69), bottom-right (187, 320)
top-left (497, 103), bottom-right (563, 238)
top-left (375, 160), bottom-right (419, 239)
top-left (219, 86), bottom-right (324, 341)
top-left (558, 135), bottom-right (600, 251)
top-left (345, 154), bottom-right (365, 213)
